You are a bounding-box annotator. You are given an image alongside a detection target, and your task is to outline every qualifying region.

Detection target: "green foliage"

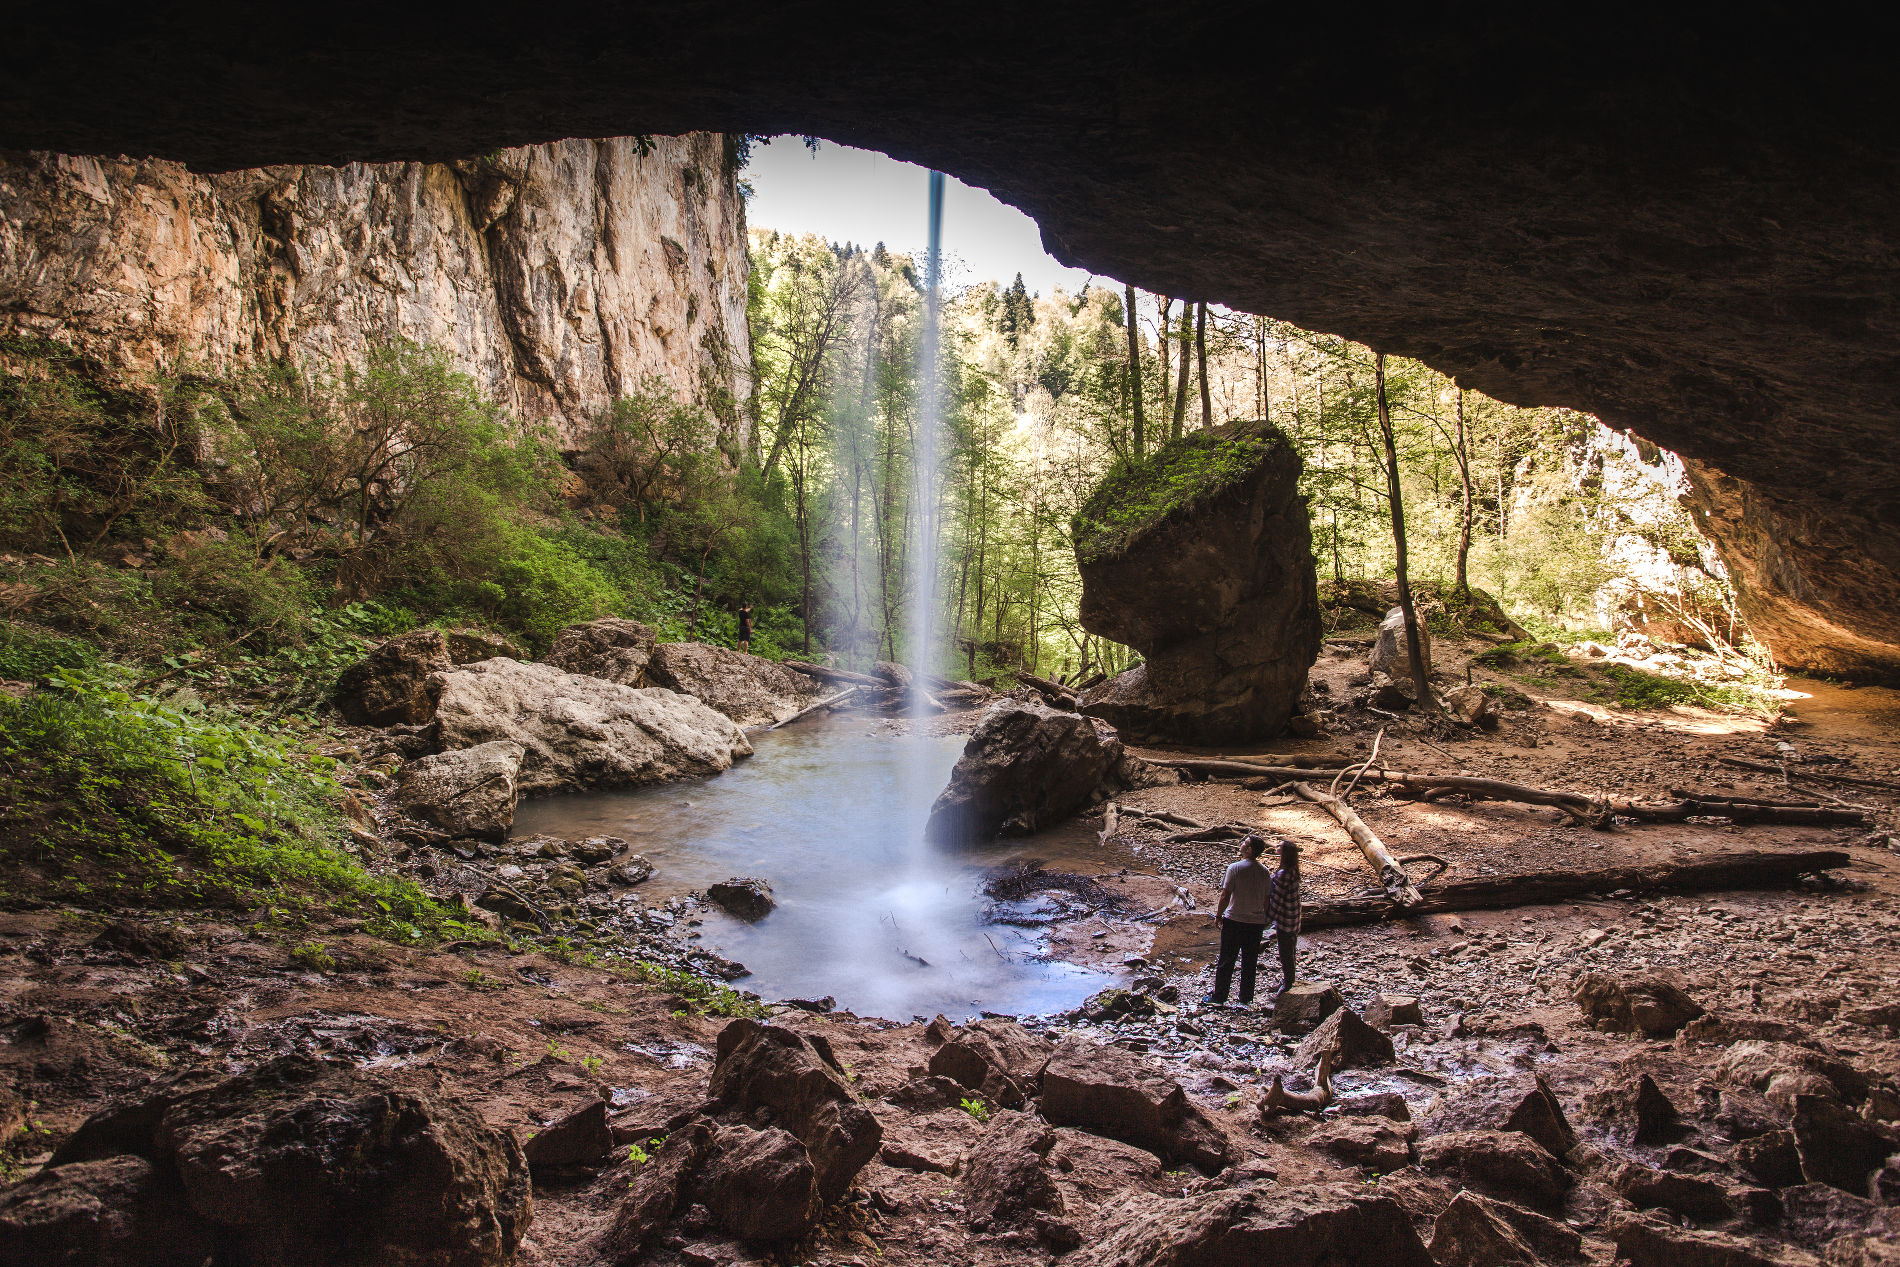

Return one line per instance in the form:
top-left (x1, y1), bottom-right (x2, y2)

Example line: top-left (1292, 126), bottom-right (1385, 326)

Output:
top-left (289, 941), bottom-right (336, 972)
top-left (623, 959), bottom-right (767, 1018)
top-left (1073, 421), bottom-right (1285, 565)
top-left (152, 535), bottom-right (314, 650)
top-left (625, 1142), bottom-right (651, 1167)
top-left (959, 1096), bottom-right (991, 1123)
top-left (1595, 663), bottom-right (1766, 714)
top-left (0, 624), bottom-right (99, 682)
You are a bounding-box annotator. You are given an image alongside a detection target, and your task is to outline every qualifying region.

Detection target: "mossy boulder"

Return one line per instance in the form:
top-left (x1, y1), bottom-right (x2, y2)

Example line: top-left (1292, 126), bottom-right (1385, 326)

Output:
top-left (1072, 419), bottom-right (1320, 743)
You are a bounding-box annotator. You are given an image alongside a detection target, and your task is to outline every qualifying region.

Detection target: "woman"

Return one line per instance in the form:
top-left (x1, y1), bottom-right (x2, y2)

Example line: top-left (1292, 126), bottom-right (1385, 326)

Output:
top-left (735, 602), bottom-right (754, 654)
top-left (1267, 838), bottom-right (1302, 994)
top-left (1205, 835), bottom-right (1271, 1006)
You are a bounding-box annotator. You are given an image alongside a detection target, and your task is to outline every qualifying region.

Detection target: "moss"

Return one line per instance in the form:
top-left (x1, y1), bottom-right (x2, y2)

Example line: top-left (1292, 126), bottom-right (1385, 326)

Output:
top-left (1073, 420), bottom-right (1289, 565)
top-left (1480, 682), bottom-right (1535, 710)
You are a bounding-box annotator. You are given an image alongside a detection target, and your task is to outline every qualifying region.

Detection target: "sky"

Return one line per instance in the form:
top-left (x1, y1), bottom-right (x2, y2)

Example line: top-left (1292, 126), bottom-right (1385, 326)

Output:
top-left (742, 136), bottom-right (1100, 297)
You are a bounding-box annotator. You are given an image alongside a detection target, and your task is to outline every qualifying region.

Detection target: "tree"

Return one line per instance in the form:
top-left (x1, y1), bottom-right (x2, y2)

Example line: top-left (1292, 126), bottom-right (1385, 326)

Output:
top-left (1374, 351), bottom-right (1437, 711)
top-left (1122, 283), bottom-right (1146, 457)
top-left (1170, 301), bottom-right (1192, 440)
top-left (1195, 301), bottom-right (1212, 428)
top-left (577, 379), bottom-right (718, 524)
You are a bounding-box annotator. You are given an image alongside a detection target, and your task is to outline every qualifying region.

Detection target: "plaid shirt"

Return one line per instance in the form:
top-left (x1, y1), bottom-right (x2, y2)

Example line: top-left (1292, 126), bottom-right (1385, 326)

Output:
top-left (1267, 867), bottom-right (1301, 936)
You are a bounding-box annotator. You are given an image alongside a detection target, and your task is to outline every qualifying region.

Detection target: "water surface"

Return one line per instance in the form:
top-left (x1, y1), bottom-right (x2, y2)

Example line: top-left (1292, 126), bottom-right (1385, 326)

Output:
top-left (512, 717), bottom-right (1118, 1020)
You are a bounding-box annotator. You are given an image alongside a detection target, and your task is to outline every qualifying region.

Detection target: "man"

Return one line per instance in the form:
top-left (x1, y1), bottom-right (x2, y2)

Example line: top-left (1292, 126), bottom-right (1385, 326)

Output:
top-left (735, 602), bottom-right (754, 654)
top-left (1205, 835), bottom-right (1272, 1006)
top-left (1267, 839), bottom-right (1302, 993)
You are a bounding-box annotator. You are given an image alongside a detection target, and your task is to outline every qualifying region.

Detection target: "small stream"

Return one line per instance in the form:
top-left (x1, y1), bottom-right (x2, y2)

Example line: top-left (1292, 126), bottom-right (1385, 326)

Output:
top-left (512, 716), bottom-right (1119, 1020)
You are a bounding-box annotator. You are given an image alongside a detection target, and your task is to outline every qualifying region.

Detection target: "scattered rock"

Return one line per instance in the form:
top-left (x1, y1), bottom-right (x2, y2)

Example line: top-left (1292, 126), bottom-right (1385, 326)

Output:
top-left (927, 1017), bottom-right (1053, 1109)
top-left (1370, 606), bottom-right (1433, 679)
top-left (1364, 994), bottom-right (1423, 1029)
top-left (1330, 1092), bottom-right (1412, 1122)
top-left (433, 657), bottom-right (751, 794)
top-left (707, 878), bottom-right (775, 921)
top-left (1416, 1130), bottom-right (1571, 1208)
top-left (543, 617), bottom-right (656, 685)
top-left (1573, 970), bottom-right (1707, 1036)
top-left (925, 700), bottom-right (1133, 843)
top-left (878, 1139), bottom-right (957, 1174)
top-left (1608, 1211), bottom-right (1820, 1267)
top-left (646, 641), bottom-right (827, 728)
top-left (1294, 1007), bottom-right (1395, 1071)
top-left (706, 1019), bottom-right (882, 1203)
top-left (523, 1098), bottom-right (613, 1168)
top-left (1273, 982), bottom-right (1345, 1030)
top-left (0, 1155), bottom-right (214, 1267)
top-left (565, 835), bottom-right (622, 864)
top-left (395, 740), bottom-right (524, 840)
top-left (962, 1110), bottom-right (1064, 1227)
top-left (1779, 1183), bottom-right (1900, 1254)
top-left (1038, 1037), bottom-right (1231, 1172)
top-left (1791, 1094), bottom-right (1896, 1194)
top-left (1735, 1131), bottom-right (1806, 1188)
top-left (1583, 1071), bottom-right (1681, 1145)
top-left (1608, 1159), bottom-right (1736, 1220)
top-left (335, 629), bottom-right (450, 726)
top-left (1376, 1166), bottom-right (1458, 1240)
top-left (1719, 1088), bottom-right (1792, 1142)
top-left (1428, 1190), bottom-right (1540, 1266)
top-left (1072, 419), bottom-right (1321, 744)
top-left (1308, 1117), bottom-right (1416, 1171)
top-left (598, 1121), bottom-right (714, 1263)
top-left (607, 855), bottom-right (655, 886)
top-left (1717, 1041), bottom-right (1869, 1104)
top-left (1443, 682), bottom-right (1500, 728)
top-left (696, 1125), bottom-right (821, 1242)
top-left (1073, 1180), bottom-right (1433, 1267)
top-left (445, 628), bottom-right (523, 664)
top-left (1418, 1073), bottom-right (1576, 1160)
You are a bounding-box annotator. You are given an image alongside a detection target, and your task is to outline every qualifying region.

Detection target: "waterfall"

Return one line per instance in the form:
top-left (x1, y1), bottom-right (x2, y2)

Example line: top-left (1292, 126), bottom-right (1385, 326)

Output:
top-left (907, 170), bottom-right (946, 704)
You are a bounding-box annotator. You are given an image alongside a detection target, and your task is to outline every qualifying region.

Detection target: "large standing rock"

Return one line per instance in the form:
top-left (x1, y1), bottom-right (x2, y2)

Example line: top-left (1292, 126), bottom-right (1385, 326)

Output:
top-left (1369, 606), bottom-right (1433, 678)
top-left (1072, 419), bottom-right (1320, 744)
top-left (597, 1122), bottom-right (714, 1263)
top-left (1791, 1094), bottom-right (1897, 1193)
top-left (36, 1055), bottom-right (530, 1267)
top-left (334, 629), bottom-right (451, 725)
top-left (1416, 1130), bottom-right (1571, 1208)
top-left (926, 699), bottom-right (1156, 843)
top-left (1037, 1038), bottom-right (1230, 1172)
top-left (1582, 1071), bottom-right (1681, 1145)
top-left (1417, 1073), bottom-right (1576, 1160)
top-left (1428, 1191), bottom-right (1540, 1267)
top-left (927, 1017), bottom-right (1055, 1110)
top-left (543, 617), bottom-right (656, 685)
top-left (961, 1111), bottom-right (1065, 1227)
top-left (0, 1155), bottom-right (214, 1267)
top-left (395, 740), bottom-right (524, 839)
top-left (696, 1125), bottom-right (822, 1241)
top-left (1573, 969), bottom-right (1707, 1036)
top-left (706, 1019), bottom-right (882, 1203)
top-left (1294, 1007), bottom-right (1395, 1071)
top-left (644, 641), bottom-right (826, 728)
top-left (1074, 1180), bottom-right (1433, 1267)
top-left (432, 658), bottom-right (751, 794)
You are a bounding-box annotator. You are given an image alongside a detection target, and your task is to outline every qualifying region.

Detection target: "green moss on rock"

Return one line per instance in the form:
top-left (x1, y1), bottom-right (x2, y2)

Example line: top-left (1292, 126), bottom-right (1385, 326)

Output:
top-left (1073, 420), bottom-right (1288, 566)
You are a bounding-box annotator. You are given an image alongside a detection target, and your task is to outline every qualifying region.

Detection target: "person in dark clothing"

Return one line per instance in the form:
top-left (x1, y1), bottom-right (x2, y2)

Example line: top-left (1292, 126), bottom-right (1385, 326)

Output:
top-left (1267, 838), bottom-right (1302, 993)
top-left (736, 602), bottom-right (754, 654)
top-left (1204, 834), bottom-right (1271, 1006)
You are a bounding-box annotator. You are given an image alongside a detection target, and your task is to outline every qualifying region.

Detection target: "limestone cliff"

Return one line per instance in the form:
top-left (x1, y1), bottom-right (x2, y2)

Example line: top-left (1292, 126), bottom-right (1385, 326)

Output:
top-left (0, 134), bottom-right (750, 446)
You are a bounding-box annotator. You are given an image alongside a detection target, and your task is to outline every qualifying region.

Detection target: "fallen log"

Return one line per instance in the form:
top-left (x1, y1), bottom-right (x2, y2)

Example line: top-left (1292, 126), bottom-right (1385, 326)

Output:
top-left (1300, 847), bottom-right (1852, 929)
top-left (1719, 756), bottom-right (1900, 793)
top-left (1291, 782), bottom-right (1423, 907)
top-left (1015, 670), bottom-right (1079, 706)
top-left (769, 686), bottom-right (858, 730)
top-left (780, 660), bottom-right (887, 688)
top-left (1157, 755), bottom-right (1355, 777)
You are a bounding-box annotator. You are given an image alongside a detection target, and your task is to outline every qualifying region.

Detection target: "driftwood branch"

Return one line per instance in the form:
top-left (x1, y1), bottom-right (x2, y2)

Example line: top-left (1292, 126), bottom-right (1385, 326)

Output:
top-left (1291, 781), bottom-right (1423, 907)
top-left (1719, 756), bottom-right (1900, 794)
top-left (770, 686), bottom-right (859, 729)
top-left (780, 660), bottom-right (886, 688)
top-left (1299, 848), bottom-right (1851, 928)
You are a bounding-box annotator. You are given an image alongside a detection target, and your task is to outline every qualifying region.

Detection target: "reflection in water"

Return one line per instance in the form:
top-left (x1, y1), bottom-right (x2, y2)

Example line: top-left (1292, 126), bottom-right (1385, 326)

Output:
top-left (511, 717), bottom-right (1116, 1020)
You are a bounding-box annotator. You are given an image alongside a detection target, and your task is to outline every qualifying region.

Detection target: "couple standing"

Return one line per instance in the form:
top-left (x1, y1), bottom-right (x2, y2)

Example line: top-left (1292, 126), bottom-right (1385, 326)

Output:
top-left (1205, 836), bottom-right (1301, 1007)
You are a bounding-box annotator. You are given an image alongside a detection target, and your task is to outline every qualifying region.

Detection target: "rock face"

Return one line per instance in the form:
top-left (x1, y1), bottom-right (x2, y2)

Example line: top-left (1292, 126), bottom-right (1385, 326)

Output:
top-left (431, 658), bottom-right (751, 794)
top-left (645, 642), bottom-right (827, 728)
top-left (0, 1154), bottom-right (214, 1267)
top-left (0, 136), bottom-right (750, 446)
top-left (395, 740), bottom-right (524, 840)
top-left (1074, 420), bottom-right (1320, 743)
top-left (543, 618), bottom-right (657, 686)
top-left (925, 699), bottom-right (1164, 844)
top-left (35, 1055), bottom-right (531, 1267)
top-left (1075, 1180), bottom-right (1433, 1267)
top-left (335, 630), bottom-right (450, 726)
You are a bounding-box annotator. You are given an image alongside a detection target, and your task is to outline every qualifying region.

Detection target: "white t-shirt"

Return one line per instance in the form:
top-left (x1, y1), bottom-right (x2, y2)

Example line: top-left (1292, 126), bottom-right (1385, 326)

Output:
top-left (1222, 858), bottom-right (1271, 925)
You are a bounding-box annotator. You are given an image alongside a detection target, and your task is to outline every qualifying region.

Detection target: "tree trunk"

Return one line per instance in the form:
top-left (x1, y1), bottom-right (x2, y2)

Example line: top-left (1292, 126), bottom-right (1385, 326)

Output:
top-left (1123, 283), bottom-right (1146, 458)
top-left (1196, 301), bottom-right (1212, 427)
top-left (1291, 782), bottom-right (1423, 907)
top-left (1452, 387), bottom-right (1474, 598)
top-left (1156, 296), bottom-right (1173, 443)
top-left (1170, 303), bottom-right (1192, 440)
top-left (1375, 352), bottom-right (1437, 712)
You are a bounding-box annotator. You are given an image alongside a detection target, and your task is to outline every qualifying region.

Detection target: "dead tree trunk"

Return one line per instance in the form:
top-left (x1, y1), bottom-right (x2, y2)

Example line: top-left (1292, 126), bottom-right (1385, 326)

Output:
top-left (769, 686), bottom-right (859, 730)
top-left (1291, 781), bottom-right (1424, 907)
top-left (1374, 351), bottom-right (1437, 712)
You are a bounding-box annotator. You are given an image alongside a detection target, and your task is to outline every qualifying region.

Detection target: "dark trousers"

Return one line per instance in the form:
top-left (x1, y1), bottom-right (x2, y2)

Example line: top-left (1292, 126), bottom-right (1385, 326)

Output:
top-left (1212, 918), bottom-right (1266, 1003)
top-left (1277, 929), bottom-right (1298, 992)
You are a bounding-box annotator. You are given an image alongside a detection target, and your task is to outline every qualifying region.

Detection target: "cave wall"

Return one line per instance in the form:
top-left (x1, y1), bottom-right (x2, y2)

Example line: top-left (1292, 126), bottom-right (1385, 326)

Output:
top-left (0, 135), bottom-right (751, 447)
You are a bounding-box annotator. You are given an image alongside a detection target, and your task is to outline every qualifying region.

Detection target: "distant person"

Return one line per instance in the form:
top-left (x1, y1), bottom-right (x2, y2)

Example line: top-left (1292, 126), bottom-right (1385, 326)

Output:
top-left (735, 602), bottom-right (754, 654)
top-left (1268, 839), bottom-right (1302, 993)
top-left (1205, 834), bottom-right (1272, 1007)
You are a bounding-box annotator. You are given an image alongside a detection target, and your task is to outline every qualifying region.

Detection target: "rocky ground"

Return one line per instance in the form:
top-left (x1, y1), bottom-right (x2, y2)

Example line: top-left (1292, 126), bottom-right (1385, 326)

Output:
top-left (4, 628), bottom-right (1898, 1265)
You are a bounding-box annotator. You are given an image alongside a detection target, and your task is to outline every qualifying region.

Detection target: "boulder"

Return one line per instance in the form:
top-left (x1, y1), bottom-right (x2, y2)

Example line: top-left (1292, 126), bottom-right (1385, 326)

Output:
top-left (1073, 419), bottom-right (1321, 744)
top-left (1735, 1130), bottom-right (1805, 1188)
top-left (927, 1017), bottom-right (1054, 1110)
top-left (432, 657), bottom-right (751, 795)
top-left (0, 1155), bottom-right (214, 1267)
top-left (1608, 1160), bottom-right (1737, 1220)
top-left (39, 1055), bottom-right (530, 1267)
top-left (1273, 981), bottom-right (1345, 1030)
top-left (1365, 994), bottom-right (1423, 1029)
top-left (708, 877), bottom-right (775, 921)
top-left (1308, 1118), bottom-right (1416, 1172)
top-left (925, 699), bottom-right (1132, 843)
top-left (696, 1125), bottom-right (821, 1242)
top-left (1443, 682), bottom-right (1499, 728)
top-left (706, 1019), bottom-right (882, 1203)
top-left (1294, 1007), bottom-right (1395, 1071)
top-left (566, 835), bottom-right (621, 864)
top-left (543, 617), bottom-right (657, 685)
top-left (1608, 1211), bottom-right (1821, 1267)
top-left (1376, 1166), bottom-right (1458, 1240)
top-left (1430, 1191), bottom-right (1583, 1265)
top-left (598, 1122), bottom-right (714, 1263)
top-left (1417, 1073), bottom-right (1576, 1160)
top-left (961, 1110), bottom-right (1064, 1227)
top-left (607, 855), bottom-right (654, 886)
top-left (445, 628), bottom-right (523, 664)
top-left (1416, 1130), bottom-right (1571, 1208)
top-left (1428, 1191), bottom-right (1540, 1267)
top-left (523, 1098), bottom-right (612, 1168)
top-left (334, 629), bottom-right (450, 725)
top-left (1073, 1180), bottom-right (1433, 1267)
top-left (874, 660), bottom-right (915, 691)
top-left (1791, 1094), bottom-right (1896, 1194)
top-left (1717, 1041), bottom-right (1869, 1103)
top-left (1369, 606), bottom-right (1433, 679)
top-left (1582, 1070), bottom-right (1680, 1145)
top-left (646, 641), bottom-right (828, 728)
top-left (395, 740), bottom-right (524, 840)
top-left (1826, 1236), bottom-right (1900, 1267)
top-left (1038, 1038), bottom-right (1230, 1172)
top-left (1573, 969), bottom-right (1707, 1036)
